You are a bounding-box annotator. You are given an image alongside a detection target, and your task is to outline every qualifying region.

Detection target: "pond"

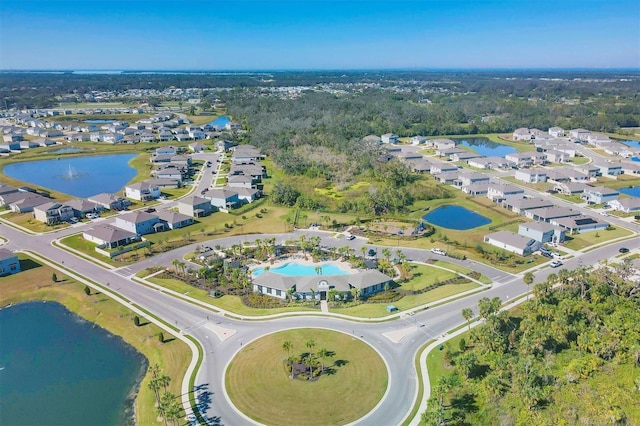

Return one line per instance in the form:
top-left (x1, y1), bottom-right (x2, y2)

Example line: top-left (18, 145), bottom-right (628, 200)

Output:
top-left (423, 205), bottom-right (491, 230)
top-left (208, 116), bottom-right (231, 128)
top-left (453, 137), bottom-right (517, 157)
top-left (3, 153), bottom-right (137, 198)
top-left (0, 302), bottom-right (146, 426)
top-left (253, 262), bottom-right (351, 277)
top-left (619, 186), bottom-right (640, 198)
top-left (84, 119), bottom-right (116, 124)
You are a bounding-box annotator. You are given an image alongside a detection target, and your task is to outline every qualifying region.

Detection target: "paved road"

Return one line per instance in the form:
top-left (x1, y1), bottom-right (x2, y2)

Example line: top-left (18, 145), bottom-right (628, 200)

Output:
top-left (2, 155), bottom-right (639, 425)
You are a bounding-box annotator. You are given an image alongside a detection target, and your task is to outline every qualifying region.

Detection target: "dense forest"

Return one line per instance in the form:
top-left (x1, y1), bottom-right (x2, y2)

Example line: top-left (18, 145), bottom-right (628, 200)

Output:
top-left (423, 262), bottom-right (640, 425)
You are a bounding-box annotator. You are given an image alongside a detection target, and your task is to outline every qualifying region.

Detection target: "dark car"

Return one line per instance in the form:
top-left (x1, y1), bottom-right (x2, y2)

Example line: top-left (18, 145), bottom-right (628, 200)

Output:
top-left (619, 247), bottom-right (629, 253)
top-left (145, 207), bottom-right (156, 213)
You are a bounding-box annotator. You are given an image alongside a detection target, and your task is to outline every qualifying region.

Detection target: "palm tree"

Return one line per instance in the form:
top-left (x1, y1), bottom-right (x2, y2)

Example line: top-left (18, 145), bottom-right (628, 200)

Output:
top-left (305, 338), bottom-right (316, 358)
top-left (315, 265), bottom-right (323, 276)
top-left (287, 355), bottom-right (296, 379)
top-left (317, 348), bottom-right (328, 373)
top-left (148, 377), bottom-right (162, 408)
top-left (282, 341), bottom-right (293, 359)
top-left (158, 374), bottom-right (171, 394)
top-left (304, 355), bottom-right (315, 379)
top-left (171, 259), bottom-right (180, 274)
top-left (462, 307), bottom-right (474, 331)
top-left (360, 246), bottom-right (366, 259)
top-left (381, 248), bottom-right (392, 263)
top-left (523, 271), bottom-right (535, 301)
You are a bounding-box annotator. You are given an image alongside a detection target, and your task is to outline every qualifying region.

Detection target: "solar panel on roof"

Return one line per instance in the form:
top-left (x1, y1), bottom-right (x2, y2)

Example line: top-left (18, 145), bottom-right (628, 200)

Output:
top-left (575, 218), bottom-right (597, 225)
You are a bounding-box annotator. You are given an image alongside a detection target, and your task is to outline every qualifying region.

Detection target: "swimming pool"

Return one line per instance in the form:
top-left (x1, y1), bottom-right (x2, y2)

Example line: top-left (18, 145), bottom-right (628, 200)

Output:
top-left (252, 262), bottom-right (351, 277)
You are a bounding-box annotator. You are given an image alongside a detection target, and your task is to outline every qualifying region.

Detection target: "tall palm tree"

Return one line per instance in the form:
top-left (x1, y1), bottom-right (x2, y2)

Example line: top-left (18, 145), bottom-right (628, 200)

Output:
top-left (317, 348), bottom-right (328, 373)
top-left (282, 341), bottom-right (293, 359)
top-left (148, 377), bottom-right (162, 407)
top-left (158, 374), bottom-right (171, 394)
top-left (462, 307), bottom-right (474, 331)
top-left (304, 355), bottom-right (315, 378)
top-left (305, 338), bottom-right (316, 358)
top-left (523, 271), bottom-right (535, 301)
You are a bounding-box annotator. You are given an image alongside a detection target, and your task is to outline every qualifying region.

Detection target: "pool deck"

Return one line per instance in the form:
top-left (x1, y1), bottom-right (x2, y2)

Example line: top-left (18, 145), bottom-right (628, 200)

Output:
top-left (251, 254), bottom-right (359, 275)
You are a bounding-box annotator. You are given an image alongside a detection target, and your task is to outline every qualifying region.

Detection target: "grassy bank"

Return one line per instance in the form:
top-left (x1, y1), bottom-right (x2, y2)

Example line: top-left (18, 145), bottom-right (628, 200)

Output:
top-left (0, 254), bottom-right (192, 425)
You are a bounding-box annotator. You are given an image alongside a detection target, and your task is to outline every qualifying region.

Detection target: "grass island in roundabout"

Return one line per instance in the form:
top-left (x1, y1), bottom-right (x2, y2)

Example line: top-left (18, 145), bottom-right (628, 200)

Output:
top-left (225, 328), bottom-right (389, 426)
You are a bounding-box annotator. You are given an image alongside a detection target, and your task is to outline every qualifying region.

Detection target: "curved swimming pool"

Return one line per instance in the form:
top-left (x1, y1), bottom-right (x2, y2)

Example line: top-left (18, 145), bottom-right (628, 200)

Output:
top-left (252, 262), bottom-right (350, 277)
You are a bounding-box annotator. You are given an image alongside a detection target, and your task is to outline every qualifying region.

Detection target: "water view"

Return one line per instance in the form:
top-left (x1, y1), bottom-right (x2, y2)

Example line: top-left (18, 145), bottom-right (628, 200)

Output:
top-left (84, 119), bottom-right (116, 124)
top-left (208, 115), bottom-right (231, 128)
top-left (453, 137), bottom-right (517, 157)
top-left (3, 153), bottom-right (137, 198)
top-left (619, 186), bottom-right (640, 198)
top-left (253, 262), bottom-right (350, 277)
top-left (0, 302), bottom-right (146, 426)
top-left (423, 205), bottom-right (491, 230)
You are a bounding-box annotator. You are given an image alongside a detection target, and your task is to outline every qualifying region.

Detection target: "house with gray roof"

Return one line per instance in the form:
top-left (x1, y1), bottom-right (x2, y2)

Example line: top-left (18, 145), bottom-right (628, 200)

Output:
top-left (83, 224), bottom-right (140, 249)
top-left (484, 230), bottom-right (539, 256)
top-left (552, 215), bottom-right (609, 234)
top-left (461, 182), bottom-right (490, 197)
top-left (115, 211), bottom-right (161, 235)
top-left (178, 195), bottom-right (213, 217)
top-left (124, 181), bottom-right (161, 201)
top-left (65, 199), bottom-right (101, 217)
top-left (156, 210), bottom-right (194, 230)
top-left (515, 169), bottom-right (547, 183)
top-left (32, 202), bottom-right (74, 225)
top-left (554, 182), bottom-right (590, 195)
top-left (581, 186), bottom-right (620, 205)
top-left (525, 206), bottom-right (581, 222)
top-left (609, 198), bottom-right (640, 213)
top-left (487, 183), bottom-right (525, 202)
top-left (0, 248), bottom-right (20, 276)
top-left (518, 221), bottom-right (565, 244)
top-left (205, 188), bottom-right (239, 210)
top-left (5, 193), bottom-right (50, 213)
top-left (502, 197), bottom-right (554, 214)
top-left (251, 269), bottom-right (393, 301)
top-left (87, 193), bottom-right (131, 211)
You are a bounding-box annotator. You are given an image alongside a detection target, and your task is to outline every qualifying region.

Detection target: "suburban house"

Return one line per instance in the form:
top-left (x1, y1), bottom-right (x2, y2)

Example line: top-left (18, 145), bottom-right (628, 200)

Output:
top-left (251, 269), bottom-right (393, 301)
top-left (515, 169), bottom-right (547, 183)
top-left (609, 198), bottom-right (640, 213)
top-left (381, 133), bottom-right (399, 144)
top-left (461, 182), bottom-right (490, 197)
top-left (581, 186), bottom-right (620, 204)
top-left (5, 193), bottom-right (50, 213)
top-left (409, 158), bottom-right (432, 173)
top-left (0, 248), bottom-right (20, 275)
top-left (227, 174), bottom-right (255, 189)
top-left (518, 222), bottom-right (565, 244)
top-left (525, 206), bottom-right (581, 223)
top-left (487, 183), bottom-right (525, 202)
top-left (451, 151), bottom-right (481, 162)
top-left (87, 193), bottom-right (131, 211)
top-left (467, 156), bottom-right (513, 170)
top-left (456, 172), bottom-right (490, 187)
top-left (32, 202), bottom-right (74, 225)
top-left (124, 182), bottom-right (161, 201)
top-left (554, 182), bottom-right (590, 196)
top-left (505, 151), bottom-right (547, 167)
top-left (587, 133), bottom-right (611, 146)
top-left (434, 171), bottom-right (459, 185)
top-left (595, 163), bottom-right (624, 177)
top-left (83, 224), bottom-right (140, 249)
top-left (484, 231), bottom-right (540, 256)
top-left (410, 136), bottom-right (428, 145)
top-left (188, 142), bottom-right (207, 152)
top-left (430, 161), bottom-right (459, 175)
top-left (548, 127), bottom-right (565, 137)
top-left (156, 210), bottom-right (194, 230)
top-left (235, 187), bottom-right (261, 204)
top-left (551, 215), bottom-right (609, 234)
top-left (569, 128), bottom-right (590, 141)
top-left (232, 145), bottom-right (264, 163)
top-left (178, 196), bottom-right (214, 217)
top-left (65, 199), bottom-right (101, 217)
top-left (576, 165), bottom-right (600, 179)
top-left (544, 150), bottom-right (570, 163)
top-left (512, 128), bottom-right (532, 141)
top-left (206, 188), bottom-right (239, 210)
top-left (502, 197), bottom-right (554, 215)
top-left (114, 212), bottom-right (162, 235)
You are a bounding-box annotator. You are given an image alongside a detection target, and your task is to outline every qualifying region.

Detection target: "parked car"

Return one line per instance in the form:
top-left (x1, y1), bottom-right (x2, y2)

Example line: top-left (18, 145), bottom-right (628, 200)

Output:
top-left (347, 235), bottom-right (356, 241)
top-left (619, 247), bottom-right (629, 253)
top-left (550, 260), bottom-right (562, 268)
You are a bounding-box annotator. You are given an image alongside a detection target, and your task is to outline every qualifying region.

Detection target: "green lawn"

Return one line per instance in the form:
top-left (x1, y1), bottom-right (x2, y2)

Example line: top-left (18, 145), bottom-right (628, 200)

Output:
top-left (332, 282), bottom-right (480, 318)
top-left (400, 264), bottom-right (458, 291)
top-left (563, 226), bottom-right (633, 251)
top-left (225, 328), bottom-right (388, 426)
top-left (432, 260), bottom-right (492, 284)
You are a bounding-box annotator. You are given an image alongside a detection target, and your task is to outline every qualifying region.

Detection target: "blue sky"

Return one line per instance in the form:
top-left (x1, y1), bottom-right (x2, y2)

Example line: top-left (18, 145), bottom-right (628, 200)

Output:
top-left (1, 0), bottom-right (638, 70)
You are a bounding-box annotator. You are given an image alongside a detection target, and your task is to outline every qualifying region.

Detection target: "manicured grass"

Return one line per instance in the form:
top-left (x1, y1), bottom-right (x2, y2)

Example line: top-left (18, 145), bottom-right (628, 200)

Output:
top-left (400, 264), bottom-right (458, 291)
top-left (332, 282), bottom-right (480, 318)
top-left (225, 328), bottom-right (388, 426)
top-left (563, 226), bottom-right (633, 251)
top-left (59, 234), bottom-right (124, 266)
top-left (432, 260), bottom-right (492, 284)
top-left (144, 276), bottom-right (319, 316)
top-left (5, 212), bottom-right (70, 233)
top-left (0, 254), bottom-right (191, 426)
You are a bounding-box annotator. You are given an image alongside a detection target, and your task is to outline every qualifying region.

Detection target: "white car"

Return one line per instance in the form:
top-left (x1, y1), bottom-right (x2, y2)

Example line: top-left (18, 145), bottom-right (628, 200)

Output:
top-left (431, 248), bottom-right (446, 256)
top-left (550, 260), bottom-right (562, 268)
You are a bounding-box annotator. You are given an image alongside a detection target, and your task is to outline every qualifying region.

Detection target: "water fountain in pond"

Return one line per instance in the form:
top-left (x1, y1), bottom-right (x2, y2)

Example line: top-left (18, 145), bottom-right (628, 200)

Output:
top-left (62, 164), bottom-right (83, 180)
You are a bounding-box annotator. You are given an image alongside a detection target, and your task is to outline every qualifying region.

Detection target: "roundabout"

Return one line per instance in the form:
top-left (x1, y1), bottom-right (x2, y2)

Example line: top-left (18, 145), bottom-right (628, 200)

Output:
top-left (224, 328), bottom-right (388, 426)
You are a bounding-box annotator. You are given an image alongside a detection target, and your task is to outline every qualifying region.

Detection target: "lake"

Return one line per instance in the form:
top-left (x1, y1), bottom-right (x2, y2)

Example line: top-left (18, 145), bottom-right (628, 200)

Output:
top-left (208, 116), bottom-right (230, 128)
top-left (619, 186), bottom-right (640, 198)
top-left (423, 205), bottom-right (491, 230)
top-left (3, 153), bottom-right (137, 198)
top-left (0, 302), bottom-right (146, 426)
top-left (84, 119), bottom-right (116, 124)
top-left (453, 137), bottom-right (517, 157)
